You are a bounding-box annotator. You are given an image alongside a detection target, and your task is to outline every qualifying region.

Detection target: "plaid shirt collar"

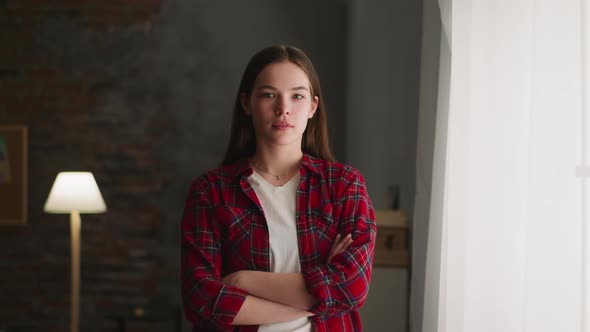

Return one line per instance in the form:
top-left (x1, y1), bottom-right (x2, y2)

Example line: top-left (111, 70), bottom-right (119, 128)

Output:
top-left (228, 153), bottom-right (323, 179)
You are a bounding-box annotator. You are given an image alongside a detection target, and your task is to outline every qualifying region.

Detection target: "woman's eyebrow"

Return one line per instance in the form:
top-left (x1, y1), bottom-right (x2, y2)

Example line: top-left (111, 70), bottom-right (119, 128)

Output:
top-left (257, 85), bottom-right (277, 91)
top-left (256, 85), bottom-right (309, 91)
top-left (290, 86), bottom-right (308, 92)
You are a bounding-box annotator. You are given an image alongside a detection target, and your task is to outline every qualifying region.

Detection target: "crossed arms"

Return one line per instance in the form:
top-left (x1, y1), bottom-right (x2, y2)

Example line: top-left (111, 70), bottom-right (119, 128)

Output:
top-left (224, 234), bottom-right (353, 325)
top-left (181, 172), bottom-right (376, 330)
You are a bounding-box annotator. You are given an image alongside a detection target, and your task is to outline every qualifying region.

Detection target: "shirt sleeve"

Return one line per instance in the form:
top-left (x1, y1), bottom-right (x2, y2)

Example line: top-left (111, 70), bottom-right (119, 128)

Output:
top-left (303, 170), bottom-right (377, 316)
top-left (181, 176), bottom-right (249, 330)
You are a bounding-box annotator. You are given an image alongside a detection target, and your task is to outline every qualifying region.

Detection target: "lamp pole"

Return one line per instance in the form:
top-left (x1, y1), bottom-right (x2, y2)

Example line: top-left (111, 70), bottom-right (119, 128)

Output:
top-left (70, 209), bottom-right (80, 332)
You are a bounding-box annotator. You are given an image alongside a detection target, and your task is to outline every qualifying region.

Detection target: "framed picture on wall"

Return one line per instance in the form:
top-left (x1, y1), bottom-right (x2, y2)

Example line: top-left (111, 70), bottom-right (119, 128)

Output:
top-left (0, 125), bottom-right (28, 225)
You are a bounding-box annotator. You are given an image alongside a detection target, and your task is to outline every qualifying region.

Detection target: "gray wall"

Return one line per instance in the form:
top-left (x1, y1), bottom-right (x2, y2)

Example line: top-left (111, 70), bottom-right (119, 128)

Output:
top-left (346, 0), bottom-right (421, 213)
top-left (346, 0), bottom-right (422, 331)
top-left (412, 0), bottom-right (452, 331)
top-left (411, 0), bottom-right (442, 330)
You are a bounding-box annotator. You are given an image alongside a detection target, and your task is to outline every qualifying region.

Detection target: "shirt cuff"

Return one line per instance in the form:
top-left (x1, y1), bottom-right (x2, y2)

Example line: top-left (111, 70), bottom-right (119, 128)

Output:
top-left (211, 284), bottom-right (250, 327)
top-left (303, 267), bottom-right (339, 316)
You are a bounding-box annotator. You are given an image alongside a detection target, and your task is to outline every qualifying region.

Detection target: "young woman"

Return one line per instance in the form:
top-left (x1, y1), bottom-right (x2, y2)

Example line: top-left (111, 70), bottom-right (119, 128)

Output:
top-left (181, 45), bottom-right (376, 332)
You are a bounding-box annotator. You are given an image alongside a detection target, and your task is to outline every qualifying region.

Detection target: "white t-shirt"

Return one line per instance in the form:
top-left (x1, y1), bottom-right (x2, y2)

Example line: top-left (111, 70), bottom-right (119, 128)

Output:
top-left (247, 170), bottom-right (313, 332)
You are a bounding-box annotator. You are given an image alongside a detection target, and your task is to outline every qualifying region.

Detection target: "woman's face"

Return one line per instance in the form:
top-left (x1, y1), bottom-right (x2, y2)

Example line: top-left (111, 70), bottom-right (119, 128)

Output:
top-left (241, 61), bottom-right (318, 150)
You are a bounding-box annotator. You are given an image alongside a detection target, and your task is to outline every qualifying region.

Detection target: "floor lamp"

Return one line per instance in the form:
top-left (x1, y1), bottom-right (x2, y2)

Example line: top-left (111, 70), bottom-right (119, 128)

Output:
top-left (44, 172), bottom-right (107, 332)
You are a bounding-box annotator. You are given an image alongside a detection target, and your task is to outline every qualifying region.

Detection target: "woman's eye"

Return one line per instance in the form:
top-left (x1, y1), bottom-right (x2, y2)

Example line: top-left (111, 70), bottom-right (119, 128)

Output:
top-left (261, 93), bottom-right (275, 98)
top-left (293, 94), bottom-right (304, 100)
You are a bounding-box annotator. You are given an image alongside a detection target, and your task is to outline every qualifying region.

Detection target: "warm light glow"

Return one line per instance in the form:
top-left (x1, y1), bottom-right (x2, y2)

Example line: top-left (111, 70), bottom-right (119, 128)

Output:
top-left (44, 172), bottom-right (107, 214)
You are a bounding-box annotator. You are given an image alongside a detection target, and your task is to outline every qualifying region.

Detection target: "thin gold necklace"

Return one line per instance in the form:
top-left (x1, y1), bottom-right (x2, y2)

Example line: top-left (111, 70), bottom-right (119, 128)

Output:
top-left (250, 160), bottom-right (300, 181)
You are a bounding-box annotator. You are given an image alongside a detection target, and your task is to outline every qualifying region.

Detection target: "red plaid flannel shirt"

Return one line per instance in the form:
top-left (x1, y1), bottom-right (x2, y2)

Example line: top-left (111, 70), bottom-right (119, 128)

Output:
top-left (180, 153), bottom-right (376, 331)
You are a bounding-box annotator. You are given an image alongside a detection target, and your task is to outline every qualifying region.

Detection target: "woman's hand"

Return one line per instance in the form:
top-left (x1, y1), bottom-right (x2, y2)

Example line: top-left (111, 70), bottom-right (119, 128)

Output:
top-left (327, 233), bottom-right (353, 263)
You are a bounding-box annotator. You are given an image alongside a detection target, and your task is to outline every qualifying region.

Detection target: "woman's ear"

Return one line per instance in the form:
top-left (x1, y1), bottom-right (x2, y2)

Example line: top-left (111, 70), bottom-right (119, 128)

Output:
top-left (309, 96), bottom-right (319, 119)
top-left (240, 92), bottom-right (250, 115)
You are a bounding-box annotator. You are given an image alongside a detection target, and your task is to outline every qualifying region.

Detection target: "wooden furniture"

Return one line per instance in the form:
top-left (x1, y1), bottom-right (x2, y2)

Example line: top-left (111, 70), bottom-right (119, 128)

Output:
top-left (373, 209), bottom-right (410, 267)
top-left (373, 209), bottom-right (411, 332)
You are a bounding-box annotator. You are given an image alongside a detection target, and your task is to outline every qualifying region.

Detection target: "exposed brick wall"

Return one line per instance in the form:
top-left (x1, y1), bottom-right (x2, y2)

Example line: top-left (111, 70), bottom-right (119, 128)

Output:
top-left (0, 1), bottom-right (176, 331)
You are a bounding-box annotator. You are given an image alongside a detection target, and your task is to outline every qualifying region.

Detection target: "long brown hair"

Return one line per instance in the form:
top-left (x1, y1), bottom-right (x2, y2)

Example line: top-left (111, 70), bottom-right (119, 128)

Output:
top-left (221, 45), bottom-right (335, 165)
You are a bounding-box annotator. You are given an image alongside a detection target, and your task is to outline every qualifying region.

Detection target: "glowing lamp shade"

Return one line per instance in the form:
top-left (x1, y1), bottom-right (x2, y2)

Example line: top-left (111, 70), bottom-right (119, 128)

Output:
top-left (44, 172), bottom-right (106, 214)
top-left (43, 171), bottom-right (106, 332)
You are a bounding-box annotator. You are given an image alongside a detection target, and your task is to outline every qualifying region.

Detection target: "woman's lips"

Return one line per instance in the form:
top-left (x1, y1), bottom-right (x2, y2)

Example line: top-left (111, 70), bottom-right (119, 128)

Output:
top-left (272, 121), bottom-right (293, 130)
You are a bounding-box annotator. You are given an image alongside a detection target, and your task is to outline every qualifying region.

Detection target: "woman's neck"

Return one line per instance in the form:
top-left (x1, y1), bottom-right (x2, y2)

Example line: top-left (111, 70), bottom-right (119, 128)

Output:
top-left (251, 144), bottom-right (303, 176)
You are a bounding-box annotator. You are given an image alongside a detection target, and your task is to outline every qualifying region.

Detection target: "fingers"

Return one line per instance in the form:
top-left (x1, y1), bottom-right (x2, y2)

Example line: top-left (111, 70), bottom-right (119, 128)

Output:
top-left (327, 235), bottom-right (340, 263)
top-left (327, 233), bottom-right (353, 263)
top-left (332, 234), bottom-right (352, 254)
top-left (330, 234), bottom-right (342, 252)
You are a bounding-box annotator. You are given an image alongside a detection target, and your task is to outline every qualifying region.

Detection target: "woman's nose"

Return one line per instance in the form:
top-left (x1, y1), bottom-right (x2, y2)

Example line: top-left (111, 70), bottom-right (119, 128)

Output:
top-left (274, 97), bottom-right (290, 115)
